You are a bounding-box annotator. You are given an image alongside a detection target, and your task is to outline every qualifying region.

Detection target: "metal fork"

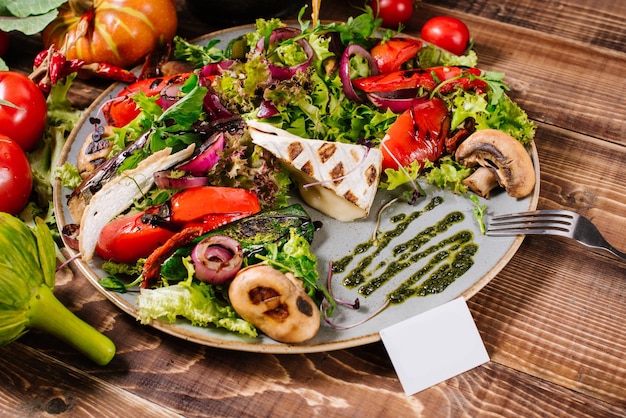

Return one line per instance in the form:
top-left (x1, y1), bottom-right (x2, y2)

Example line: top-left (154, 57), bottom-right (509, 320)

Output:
top-left (486, 209), bottom-right (626, 261)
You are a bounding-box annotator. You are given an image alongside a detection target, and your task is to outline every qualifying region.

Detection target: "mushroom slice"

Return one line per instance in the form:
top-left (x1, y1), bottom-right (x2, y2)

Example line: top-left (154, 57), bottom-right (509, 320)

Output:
top-left (228, 264), bottom-right (320, 343)
top-left (77, 126), bottom-right (115, 179)
top-left (455, 129), bottom-right (536, 198)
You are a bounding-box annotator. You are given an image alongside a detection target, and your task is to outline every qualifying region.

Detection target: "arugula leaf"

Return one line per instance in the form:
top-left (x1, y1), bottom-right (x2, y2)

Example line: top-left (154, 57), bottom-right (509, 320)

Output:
top-left (172, 36), bottom-right (228, 67)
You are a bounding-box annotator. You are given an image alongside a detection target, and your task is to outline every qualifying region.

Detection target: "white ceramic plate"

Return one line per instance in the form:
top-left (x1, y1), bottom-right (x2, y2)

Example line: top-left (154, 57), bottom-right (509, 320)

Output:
top-left (54, 25), bottom-right (540, 353)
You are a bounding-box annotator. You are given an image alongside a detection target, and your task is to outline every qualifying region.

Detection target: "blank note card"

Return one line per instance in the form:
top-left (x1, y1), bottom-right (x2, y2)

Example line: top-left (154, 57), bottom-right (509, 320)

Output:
top-left (380, 297), bottom-right (490, 396)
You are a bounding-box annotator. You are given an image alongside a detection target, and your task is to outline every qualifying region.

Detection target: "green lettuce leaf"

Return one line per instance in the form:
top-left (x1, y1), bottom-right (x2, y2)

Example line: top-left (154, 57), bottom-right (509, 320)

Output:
top-left (137, 258), bottom-right (257, 337)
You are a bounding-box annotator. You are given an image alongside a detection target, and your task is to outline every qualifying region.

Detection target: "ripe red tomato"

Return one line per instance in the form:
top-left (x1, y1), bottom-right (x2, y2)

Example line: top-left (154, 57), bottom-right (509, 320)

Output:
top-left (370, 0), bottom-right (415, 28)
top-left (42, 0), bottom-right (178, 69)
top-left (0, 135), bottom-right (33, 215)
top-left (420, 16), bottom-right (471, 56)
top-left (0, 71), bottom-right (47, 152)
top-left (0, 30), bottom-right (9, 57)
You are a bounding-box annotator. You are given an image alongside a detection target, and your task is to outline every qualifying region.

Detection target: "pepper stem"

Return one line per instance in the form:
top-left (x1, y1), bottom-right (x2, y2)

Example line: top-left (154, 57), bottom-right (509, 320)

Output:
top-left (27, 285), bottom-right (116, 366)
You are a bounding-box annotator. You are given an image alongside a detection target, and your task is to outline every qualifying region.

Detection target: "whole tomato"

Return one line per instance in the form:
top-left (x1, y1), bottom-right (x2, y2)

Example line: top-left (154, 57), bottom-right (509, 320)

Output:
top-left (0, 30), bottom-right (9, 57)
top-left (421, 16), bottom-right (471, 56)
top-left (42, 0), bottom-right (178, 69)
top-left (0, 71), bottom-right (47, 152)
top-left (0, 135), bottom-right (33, 215)
top-left (370, 0), bottom-right (415, 28)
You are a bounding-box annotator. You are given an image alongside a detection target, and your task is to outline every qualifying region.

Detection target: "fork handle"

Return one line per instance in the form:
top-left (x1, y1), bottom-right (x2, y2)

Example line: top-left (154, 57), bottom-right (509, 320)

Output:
top-left (601, 244), bottom-right (626, 262)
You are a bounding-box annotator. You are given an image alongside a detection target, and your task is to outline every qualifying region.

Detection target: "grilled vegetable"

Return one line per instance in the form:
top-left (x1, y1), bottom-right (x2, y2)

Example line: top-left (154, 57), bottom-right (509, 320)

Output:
top-left (159, 204), bottom-right (315, 282)
top-left (0, 213), bottom-right (115, 365)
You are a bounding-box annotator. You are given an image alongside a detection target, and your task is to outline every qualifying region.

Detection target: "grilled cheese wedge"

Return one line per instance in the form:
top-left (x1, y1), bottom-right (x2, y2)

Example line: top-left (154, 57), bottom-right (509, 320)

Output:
top-left (247, 120), bottom-right (382, 221)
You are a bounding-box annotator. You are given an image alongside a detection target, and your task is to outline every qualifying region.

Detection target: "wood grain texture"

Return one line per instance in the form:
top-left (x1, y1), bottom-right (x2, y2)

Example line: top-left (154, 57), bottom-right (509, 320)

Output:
top-left (1, 0), bottom-right (625, 416)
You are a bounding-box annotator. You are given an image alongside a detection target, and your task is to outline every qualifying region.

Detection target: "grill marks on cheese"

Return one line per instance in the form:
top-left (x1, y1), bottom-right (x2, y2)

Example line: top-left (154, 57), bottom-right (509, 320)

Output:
top-left (247, 120), bottom-right (382, 222)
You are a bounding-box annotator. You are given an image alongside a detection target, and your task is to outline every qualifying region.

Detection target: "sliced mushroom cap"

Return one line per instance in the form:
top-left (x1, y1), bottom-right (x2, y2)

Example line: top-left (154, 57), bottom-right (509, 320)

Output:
top-left (77, 126), bottom-right (115, 179)
top-left (455, 129), bottom-right (536, 198)
top-left (228, 264), bottom-right (320, 343)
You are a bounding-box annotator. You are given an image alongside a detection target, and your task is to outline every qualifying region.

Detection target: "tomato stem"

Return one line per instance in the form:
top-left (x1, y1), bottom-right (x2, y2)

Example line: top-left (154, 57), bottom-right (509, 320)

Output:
top-left (69, 0), bottom-right (94, 16)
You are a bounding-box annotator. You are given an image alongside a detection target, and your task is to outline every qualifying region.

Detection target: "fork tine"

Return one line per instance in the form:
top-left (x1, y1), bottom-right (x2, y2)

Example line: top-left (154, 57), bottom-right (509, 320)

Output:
top-left (486, 209), bottom-right (575, 237)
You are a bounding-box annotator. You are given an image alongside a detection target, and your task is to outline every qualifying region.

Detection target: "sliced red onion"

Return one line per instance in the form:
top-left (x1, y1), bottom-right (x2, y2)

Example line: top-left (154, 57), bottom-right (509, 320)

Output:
top-left (203, 91), bottom-right (233, 121)
top-left (255, 27), bottom-right (314, 80)
top-left (199, 60), bottom-right (236, 79)
top-left (257, 100), bottom-right (280, 118)
top-left (339, 44), bottom-right (379, 103)
top-left (366, 90), bottom-right (422, 113)
top-left (153, 171), bottom-right (210, 189)
top-left (177, 132), bottom-right (225, 175)
top-left (191, 235), bottom-right (243, 284)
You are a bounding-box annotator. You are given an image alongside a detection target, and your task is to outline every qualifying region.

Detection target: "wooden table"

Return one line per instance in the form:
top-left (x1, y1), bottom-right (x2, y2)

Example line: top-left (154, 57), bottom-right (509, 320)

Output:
top-left (2, 1), bottom-right (625, 416)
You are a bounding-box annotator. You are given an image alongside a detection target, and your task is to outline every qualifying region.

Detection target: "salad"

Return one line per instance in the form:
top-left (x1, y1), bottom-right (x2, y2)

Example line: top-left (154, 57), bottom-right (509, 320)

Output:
top-left (57, 7), bottom-right (536, 345)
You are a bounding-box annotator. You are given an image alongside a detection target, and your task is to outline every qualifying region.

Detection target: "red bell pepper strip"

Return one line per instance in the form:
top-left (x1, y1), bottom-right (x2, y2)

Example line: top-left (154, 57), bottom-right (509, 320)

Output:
top-left (370, 37), bottom-right (423, 74)
top-left (141, 225), bottom-right (206, 288)
top-left (169, 186), bottom-right (261, 233)
top-left (101, 73), bottom-right (192, 127)
top-left (95, 186), bottom-right (260, 264)
top-left (380, 97), bottom-right (451, 171)
top-left (353, 66), bottom-right (485, 94)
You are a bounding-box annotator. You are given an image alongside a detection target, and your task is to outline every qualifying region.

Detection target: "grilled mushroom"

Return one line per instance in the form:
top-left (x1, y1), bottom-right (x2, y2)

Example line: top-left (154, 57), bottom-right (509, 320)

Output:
top-left (455, 129), bottom-right (536, 198)
top-left (228, 264), bottom-right (320, 343)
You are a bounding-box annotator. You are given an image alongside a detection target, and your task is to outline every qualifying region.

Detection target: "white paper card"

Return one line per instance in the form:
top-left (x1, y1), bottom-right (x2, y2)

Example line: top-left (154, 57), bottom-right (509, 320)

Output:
top-left (380, 297), bottom-right (490, 396)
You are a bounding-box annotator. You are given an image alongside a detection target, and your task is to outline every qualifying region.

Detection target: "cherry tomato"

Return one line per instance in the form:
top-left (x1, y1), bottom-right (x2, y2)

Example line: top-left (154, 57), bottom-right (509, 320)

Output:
top-left (96, 210), bottom-right (176, 263)
top-left (420, 16), bottom-right (471, 56)
top-left (0, 31), bottom-right (9, 57)
top-left (0, 135), bottom-right (33, 215)
top-left (370, 0), bottom-right (415, 28)
top-left (0, 71), bottom-right (47, 152)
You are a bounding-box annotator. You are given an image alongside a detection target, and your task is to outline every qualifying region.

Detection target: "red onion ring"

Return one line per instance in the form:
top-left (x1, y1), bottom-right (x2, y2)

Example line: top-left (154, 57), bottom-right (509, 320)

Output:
top-left (339, 44), bottom-right (379, 103)
top-left (177, 132), bottom-right (225, 175)
top-left (153, 171), bottom-right (210, 189)
top-left (191, 235), bottom-right (243, 284)
top-left (255, 27), bottom-right (315, 80)
top-left (366, 90), bottom-right (422, 113)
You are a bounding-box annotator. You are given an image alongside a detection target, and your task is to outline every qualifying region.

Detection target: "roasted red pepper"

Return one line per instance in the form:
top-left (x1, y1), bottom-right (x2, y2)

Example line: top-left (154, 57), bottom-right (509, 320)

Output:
top-left (170, 186), bottom-right (261, 232)
top-left (101, 73), bottom-right (192, 127)
top-left (95, 186), bottom-right (261, 264)
top-left (353, 66), bottom-right (486, 94)
top-left (370, 37), bottom-right (423, 74)
top-left (380, 97), bottom-right (451, 171)
top-left (96, 209), bottom-right (176, 264)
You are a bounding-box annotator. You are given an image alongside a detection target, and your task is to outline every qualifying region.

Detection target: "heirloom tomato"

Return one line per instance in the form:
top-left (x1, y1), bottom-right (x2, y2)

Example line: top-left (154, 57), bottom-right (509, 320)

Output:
top-left (0, 71), bottom-right (47, 152)
top-left (42, 0), bottom-right (178, 69)
top-left (421, 16), bottom-right (471, 56)
top-left (0, 135), bottom-right (33, 215)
